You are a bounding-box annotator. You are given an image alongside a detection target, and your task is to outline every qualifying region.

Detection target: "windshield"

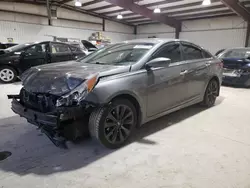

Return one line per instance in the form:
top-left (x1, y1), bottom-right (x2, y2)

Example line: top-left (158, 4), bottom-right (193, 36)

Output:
top-left (5, 43), bottom-right (33, 52)
top-left (219, 48), bottom-right (250, 59)
top-left (77, 43), bottom-right (154, 65)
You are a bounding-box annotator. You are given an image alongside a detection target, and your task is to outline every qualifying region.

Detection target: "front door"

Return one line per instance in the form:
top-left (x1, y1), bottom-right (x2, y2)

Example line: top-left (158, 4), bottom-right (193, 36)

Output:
top-left (146, 42), bottom-right (189, 117)
top-left (49, 43), bottom-right (73, 63)
top-left (19, 43), bottom-right (48, 72)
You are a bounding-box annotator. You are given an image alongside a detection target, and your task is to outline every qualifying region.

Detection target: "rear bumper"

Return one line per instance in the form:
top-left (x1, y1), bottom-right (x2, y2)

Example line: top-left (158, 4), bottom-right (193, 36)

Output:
top-left (222, 74), bottom-right (250, 87)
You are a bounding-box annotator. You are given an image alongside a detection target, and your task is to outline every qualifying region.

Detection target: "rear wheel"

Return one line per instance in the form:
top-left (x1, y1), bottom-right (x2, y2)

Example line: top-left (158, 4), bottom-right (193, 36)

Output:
top-left (89, 99), bottom-right (137, 149)
top-left (202, 79), bottom-right (219, 107)
top-left (0, 66), bottom-right (17, 83)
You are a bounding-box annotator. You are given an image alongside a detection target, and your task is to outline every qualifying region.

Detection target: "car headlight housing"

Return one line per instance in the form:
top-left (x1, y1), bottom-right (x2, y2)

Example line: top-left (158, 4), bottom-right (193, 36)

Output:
top-left (56, 74), bottom-right (98, 107)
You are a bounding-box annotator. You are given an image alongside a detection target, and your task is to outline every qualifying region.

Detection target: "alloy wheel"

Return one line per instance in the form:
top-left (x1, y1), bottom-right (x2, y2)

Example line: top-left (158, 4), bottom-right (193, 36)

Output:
top-left (0, 68), bottom-right (14, 82)
top-left (207, 80), bottom-right (218, 105)
top-left (104, 105), bottom-right (135, 144)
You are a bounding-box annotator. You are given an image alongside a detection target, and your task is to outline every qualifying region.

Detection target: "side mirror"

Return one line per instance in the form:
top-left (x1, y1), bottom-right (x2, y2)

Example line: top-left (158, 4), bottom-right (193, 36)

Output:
top-left (145, 57), bottom-right (171, 70)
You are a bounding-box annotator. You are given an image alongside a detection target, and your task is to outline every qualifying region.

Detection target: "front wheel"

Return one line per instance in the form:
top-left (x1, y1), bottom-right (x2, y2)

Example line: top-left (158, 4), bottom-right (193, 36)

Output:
top-left (0, 66), bottom-right (17, 83)
top-left (202, 79), bottom-right (219, 107)
top-left (89, 99), bottom-right (137, 149)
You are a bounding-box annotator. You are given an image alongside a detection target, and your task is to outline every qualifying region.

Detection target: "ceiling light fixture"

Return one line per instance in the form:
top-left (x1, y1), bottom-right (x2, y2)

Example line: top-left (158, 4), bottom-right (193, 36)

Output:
top-left (154, 7), bottom-right (161, 13)
top-left (75, 0), bottom-right (82, 7)
top-left (117, 14), bottom-right (123, 19)
top-left (202, 0), bottom-right (211, 6)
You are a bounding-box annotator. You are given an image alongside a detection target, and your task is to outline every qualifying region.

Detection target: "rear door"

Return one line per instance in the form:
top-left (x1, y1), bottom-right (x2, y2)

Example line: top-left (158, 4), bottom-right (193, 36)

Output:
top-left (146, 42), bottom-right (189, 117)
top-left (19, 43), bottom-right (48, 72)
top-left (49, 42), bottom-right (73, 63)
top-left (181, 42), bottom-right (211, 99)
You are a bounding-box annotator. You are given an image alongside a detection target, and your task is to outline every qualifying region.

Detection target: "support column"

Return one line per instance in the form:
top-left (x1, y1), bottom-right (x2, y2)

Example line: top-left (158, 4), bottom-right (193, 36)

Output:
top-left (175, 23), bottom-right (181, 39)
top-left (46, 0), bottom-right (52, 26)
top-left (245, 22), bottom-right (250, 47)
top-left (134, 25), bottom-right (137, 35)
top-left (102, 19), bottom-right (105, 31)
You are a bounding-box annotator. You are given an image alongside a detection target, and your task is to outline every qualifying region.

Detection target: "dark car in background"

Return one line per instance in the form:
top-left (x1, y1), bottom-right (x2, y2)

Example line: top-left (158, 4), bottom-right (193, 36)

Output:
top-left (218, 47), bottom-right (250, 87)
top-left (8, 39), bottom-right (223, 149)
top-left (0, 41), bottom-right (86, 83)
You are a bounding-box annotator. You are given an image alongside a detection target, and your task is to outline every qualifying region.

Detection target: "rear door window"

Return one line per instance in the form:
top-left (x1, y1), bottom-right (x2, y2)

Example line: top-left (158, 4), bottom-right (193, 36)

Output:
top-left (181, 43), bottom-right (204, 60)
top-left (51, 43), bottom-right (71, 54)
top-left (25, 43), bottom-right (47, 54)
top-left (152, 42), bottom-right (182, 63)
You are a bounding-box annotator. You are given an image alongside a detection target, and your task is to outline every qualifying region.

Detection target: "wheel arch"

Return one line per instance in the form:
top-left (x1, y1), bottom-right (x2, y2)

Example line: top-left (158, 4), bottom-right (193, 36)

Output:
top-left (0, 64), bottom-right (19, 76)
top-left (107, 91), bottom-right (143, 127)
top-left (207, 75), bottom-right (220, 96)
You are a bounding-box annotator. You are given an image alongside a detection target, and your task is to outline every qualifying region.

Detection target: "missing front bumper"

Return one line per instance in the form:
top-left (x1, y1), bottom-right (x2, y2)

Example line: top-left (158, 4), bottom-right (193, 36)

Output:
top-left (8, 95), bottom-right (91, 148)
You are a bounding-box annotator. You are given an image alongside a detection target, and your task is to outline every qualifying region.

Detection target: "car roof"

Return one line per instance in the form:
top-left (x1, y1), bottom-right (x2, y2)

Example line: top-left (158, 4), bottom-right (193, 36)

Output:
top-left (225, 47), bottom-right (250, 50)
top-left (123, 38), bottom-right (181, 44)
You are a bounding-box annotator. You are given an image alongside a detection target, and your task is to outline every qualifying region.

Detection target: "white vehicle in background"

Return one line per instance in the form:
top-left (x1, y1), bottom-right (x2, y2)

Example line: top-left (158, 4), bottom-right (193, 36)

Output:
top-left (66, 40), bottom-right (97, 55)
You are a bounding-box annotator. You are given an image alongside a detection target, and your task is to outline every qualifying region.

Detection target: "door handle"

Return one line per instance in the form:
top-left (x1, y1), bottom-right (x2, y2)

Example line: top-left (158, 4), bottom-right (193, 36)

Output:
top-left (180, 70), bottom-right (188, 75)
top-left (205, 62), bottom-right (211, 67)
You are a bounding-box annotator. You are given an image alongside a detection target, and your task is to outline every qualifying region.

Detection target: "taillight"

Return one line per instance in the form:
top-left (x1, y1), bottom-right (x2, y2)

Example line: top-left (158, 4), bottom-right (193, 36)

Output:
top-left (217, 61), bottom-right (223, 68)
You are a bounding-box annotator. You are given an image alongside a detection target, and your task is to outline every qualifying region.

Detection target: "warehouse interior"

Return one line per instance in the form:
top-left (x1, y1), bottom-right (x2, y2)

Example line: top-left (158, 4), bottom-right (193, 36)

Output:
top-left (0, 0), bottom-right (250, 188)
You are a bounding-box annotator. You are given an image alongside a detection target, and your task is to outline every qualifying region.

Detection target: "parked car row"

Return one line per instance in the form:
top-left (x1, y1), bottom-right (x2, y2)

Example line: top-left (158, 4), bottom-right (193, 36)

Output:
top-left (8, 38), bottom-right (223, 149)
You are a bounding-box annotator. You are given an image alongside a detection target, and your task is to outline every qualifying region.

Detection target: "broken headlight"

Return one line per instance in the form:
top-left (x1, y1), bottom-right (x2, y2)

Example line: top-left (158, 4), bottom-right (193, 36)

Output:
top-left (56, 74), bottom-right (98, 107)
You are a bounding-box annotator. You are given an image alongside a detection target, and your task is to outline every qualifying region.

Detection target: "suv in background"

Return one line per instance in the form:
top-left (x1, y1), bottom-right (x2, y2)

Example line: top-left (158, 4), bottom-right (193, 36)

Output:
top-left (0, 41), bottom-right (86, 83)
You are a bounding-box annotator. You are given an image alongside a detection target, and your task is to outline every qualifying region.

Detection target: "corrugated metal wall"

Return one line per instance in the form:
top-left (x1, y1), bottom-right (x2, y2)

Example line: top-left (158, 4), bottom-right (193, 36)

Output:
top-left (136, 23), bottom-right (175, 39)
top-left (136, 16), bottom-right (248, 54)
top-left (181, 17), bottom-right (247, 54)
top-left (0, 2), bottom-right (135, 43)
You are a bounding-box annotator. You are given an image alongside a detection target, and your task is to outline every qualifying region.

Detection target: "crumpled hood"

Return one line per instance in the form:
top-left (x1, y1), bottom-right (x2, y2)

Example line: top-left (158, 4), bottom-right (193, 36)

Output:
top-left (22, 60), bottom-right (130, 94)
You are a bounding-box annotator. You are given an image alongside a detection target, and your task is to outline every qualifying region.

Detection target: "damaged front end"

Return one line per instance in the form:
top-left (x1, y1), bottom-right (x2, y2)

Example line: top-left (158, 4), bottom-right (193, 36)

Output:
top-left (8, 73), bottom-right (99, 148)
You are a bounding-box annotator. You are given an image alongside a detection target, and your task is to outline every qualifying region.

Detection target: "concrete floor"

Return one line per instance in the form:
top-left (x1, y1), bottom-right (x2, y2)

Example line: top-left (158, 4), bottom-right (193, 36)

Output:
top-left (0, 83), bottom-right (250, 188)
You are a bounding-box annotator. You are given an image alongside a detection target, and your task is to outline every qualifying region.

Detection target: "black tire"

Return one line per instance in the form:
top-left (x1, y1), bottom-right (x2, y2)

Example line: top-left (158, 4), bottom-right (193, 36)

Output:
top-left (88, 99), bottom-right (137, 149)
top-left (0, 66), bottom-right (17, 83)
top-left (202, 79), bottom-right (219, 107)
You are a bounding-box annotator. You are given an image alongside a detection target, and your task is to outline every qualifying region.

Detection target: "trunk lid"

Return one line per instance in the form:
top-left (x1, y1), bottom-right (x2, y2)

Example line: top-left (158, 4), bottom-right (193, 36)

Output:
top-left (222, 57), bottom-right (248, 69)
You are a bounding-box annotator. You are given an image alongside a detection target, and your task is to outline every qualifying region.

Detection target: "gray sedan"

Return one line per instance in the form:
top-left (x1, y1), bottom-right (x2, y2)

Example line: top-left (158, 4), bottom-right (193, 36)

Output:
top-left (8, 38), bottom-right (223, 149)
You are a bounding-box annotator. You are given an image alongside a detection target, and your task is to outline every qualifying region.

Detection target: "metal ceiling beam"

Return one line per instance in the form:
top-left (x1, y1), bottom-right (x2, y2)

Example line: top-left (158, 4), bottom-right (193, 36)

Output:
top-left (220, 0), bottom-right (250, 21)
top-left (123, 4), bottom-right (227, 21)
top-left (62, 4), bottom-right (133, 25)
top-left (130, 9), bottom-right (235, 23)
top-left (173, 9), bottom-right (234, 20)
top-left (87, 4), bottom-right (118, 12)
top-left (60, 0), bottom-right (72, 4)
top-left (178, 13), bottom-right (236, 21)
top-left (103, 0), bottom-right (184, 15)
top-left (103, 0), bottom-right (181, 28)
top-left (6, 0), bottom-right (134, 26)
top-left (167, 4), bottom-right (227, 16)
top-left (81, 0), bottom-right (104, 7)
top-left (109, 0), bottom-right (221, 17)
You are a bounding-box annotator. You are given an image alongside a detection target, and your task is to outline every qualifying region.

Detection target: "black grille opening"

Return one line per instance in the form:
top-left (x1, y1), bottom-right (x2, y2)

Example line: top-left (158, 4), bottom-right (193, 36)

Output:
top-left (20, 88), bottom-right (59, 113)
